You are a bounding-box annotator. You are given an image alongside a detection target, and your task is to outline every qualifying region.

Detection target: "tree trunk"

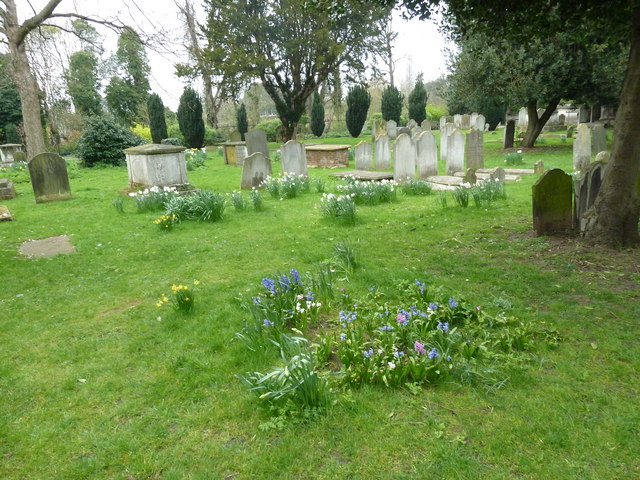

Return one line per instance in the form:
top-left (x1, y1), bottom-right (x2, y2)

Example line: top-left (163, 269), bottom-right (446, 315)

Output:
top-left (522, 98), bottom-right (560, 147)
top-left (202, 74), bottom-right (218, 128)
top-left (583, 5), bottom-right (640, 247)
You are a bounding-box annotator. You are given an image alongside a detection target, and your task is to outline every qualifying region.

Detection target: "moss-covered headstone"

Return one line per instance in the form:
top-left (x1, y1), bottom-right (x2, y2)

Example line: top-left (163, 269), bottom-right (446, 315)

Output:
top-left (27, 153), bottom-right (72, 203)
top-left (532, 168), bottom-right (572, 235)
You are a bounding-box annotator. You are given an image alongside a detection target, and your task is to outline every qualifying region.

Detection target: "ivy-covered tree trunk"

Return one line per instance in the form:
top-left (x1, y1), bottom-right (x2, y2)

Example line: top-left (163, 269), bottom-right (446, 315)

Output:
top-left (584, 5), bottom-right (640, 246)
top-left (521, 98), bottom-right (560, 148)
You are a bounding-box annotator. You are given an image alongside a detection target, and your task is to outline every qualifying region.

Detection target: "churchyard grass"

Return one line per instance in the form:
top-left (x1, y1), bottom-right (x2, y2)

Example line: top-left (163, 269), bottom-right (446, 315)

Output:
top-left (0, 135), bottom-right (638, 479)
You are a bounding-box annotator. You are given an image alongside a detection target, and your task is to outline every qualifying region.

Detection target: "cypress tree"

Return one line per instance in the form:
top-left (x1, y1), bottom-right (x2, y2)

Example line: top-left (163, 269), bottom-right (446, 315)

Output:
top-left (408, 75), bottom-right (428, 125)
top-left (381, 85), bottom-right (403, 123)
top-left (177, 87), bottom-right (205, 148)
top-left (236, 103), bottom-right (248, 140)
top-left (345, 85), bottom-right (370, 138)
top-left (147, 93), bottom-right (168, 143)
top-left (310, 91), bottom-right (325, 137)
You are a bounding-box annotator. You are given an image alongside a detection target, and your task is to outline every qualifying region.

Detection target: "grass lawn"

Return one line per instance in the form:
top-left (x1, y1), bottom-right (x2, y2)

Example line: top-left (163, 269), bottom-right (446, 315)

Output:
top-left (1, 131), bottom-right (638, 479)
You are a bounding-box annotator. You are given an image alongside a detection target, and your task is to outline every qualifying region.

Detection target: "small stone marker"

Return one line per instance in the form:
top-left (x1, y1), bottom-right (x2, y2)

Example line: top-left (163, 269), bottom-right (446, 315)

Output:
top-left (440, 122), bottom-right (455, 163)
top-left (573, 124), bottom-right (591, 171)
top-left (591, 124), bottom-right (607, 157)
top-left (558, 114), bottom-right (566, 125)
top-left (0, 178), bottom-right (16, 200)
top-left (281, 140), bottom-right (307, 176)
top-left (386, 120), bottom-right (398, 139)
top-left (19, 235), bottom-right (76, 258)
top-left (246, 129), bottom-right (269, 158)
top-left (566, 125), bottom-right (575, 139)
top-left (504, 120), bottom-right (515, 149)
top-left (354, 141), bottom-right (373, 170)
top-left (241, 152), bottom-right (271, 189)
top-left (27, 153), bottom-right (72, 203)
top-left (12, 151), bottom-right (27, 164)
top-left (532, 169), bottom-right (573, 235)
top-left (415, 131), bottom-right (437, 178)
top-left (534, 160), bottom-right (544, 174)
top-left (124, 144), bottom-right (188, 188)
top-left (446, 129), bottom-right (465, 175)
top-left (463, 168), bottom-right (477, 185)
top-left (393, 133), bottom-right (415, 182)
top-left (465, 129), bottom-right (484, 170)
top-left (0, 205), bottom-right (13, 221)
top-left (374, 134), bottom-right (391, 170)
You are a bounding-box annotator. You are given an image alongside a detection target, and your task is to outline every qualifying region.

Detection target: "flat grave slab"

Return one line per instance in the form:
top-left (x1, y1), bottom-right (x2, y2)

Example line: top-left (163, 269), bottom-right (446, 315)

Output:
top-left (331, 170), bottom-right (394, 181)
top-left (19, 235), bottom-right (76, 258)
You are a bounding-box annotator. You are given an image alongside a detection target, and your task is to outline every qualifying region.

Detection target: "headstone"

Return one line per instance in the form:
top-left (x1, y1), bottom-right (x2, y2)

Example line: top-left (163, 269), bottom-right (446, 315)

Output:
top-left (415, 131), bottom-right (437, 178)
top-left (0, 178), bottom-right (16, 200)
top-left (573, 124), bottom-right (591, 171)
top-left (439, 116), bottom-right (446, 130)
top-left (0, 205), bottom-right (12, 221)
top-left (229, 131), bottom-right (242, 142)
top-left (490, 167), bottom-right (506, 182)
top-left (421, 119), bottom-right (431, 131)
top-left (397, 126), bottom-right (412, 138)
top-left (374, 134), bottom-right (391, 170)
top-left (532, 169), bottom-right (573, 235)
top-left (518, 107), bottom-right (528, 128)
top-left (475, 114), bottom-right (486, 131)
top-left (558, 114), bottom-right (566, 125)
top-left (354, 141), bottom-right (373, 170)
top-left (566, 125), bottom-right (575, 139)
top-left (534, 160), bottom-right (544, 174)
top-left (537, 108), bottom-right (546, 119)
top-left (453, 114), bottom-right (462, 129)
top-left (595, 151), bottom-right (610, 164)
top-left (484, 123), bottom-right (490, 131)
top-left (12, 151), bottom-right (27, 164)
top-left (393, 133), bottom-right (415, 182)
top-left (470, 113), bottom-right (478, 129)
top-left (591, 124), bottom-right (607, 157)
top-left (386, 120), bottom-right (398, 139)
top-left (503, 120), bottom-right (516, 149)
top-left (0, 144), bottom-right (23, 165)
top-left (465, 129), bottom-right (484, 170)
top-left (574, 162), bottom-right (604, 232)
top-left (281, 140), bottom-right (308, 176)
top-left (411, 126), bottom-right (422, 139)
top-left (246, 129), bottom-right (269, 158)
top-left (446, 129), bottom-right (465, 176)
top-left (372, 117), bottom-right (386, 142)
top-left (241, 152), bottom-right (271, 189)
top-left (578, 105), bottom-right (589, 123)
top-left (463, 168), bottom-right (477, 185)
top-left (27, 153), bottom-right (72, 203)
top-left (124, 144), bottom-right (189, 187)
top-left (440, 122), bottom-right (455, 163)
top-left (461, 114), bottom-right (471, 130)
top-left (407, 119), bottom-right (417, 129)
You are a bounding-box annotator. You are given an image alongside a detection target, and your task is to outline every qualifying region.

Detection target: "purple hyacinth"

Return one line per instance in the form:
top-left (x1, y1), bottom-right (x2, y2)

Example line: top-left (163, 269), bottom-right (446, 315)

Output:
top-left (437, 321), bottom-right (450, 333)
top-left (448, 297), bottom-right (458, 309)
top-left (262, 277), bottom-right (276, 293)
top-left (290, 268), bottom-right (301, 284)
top-left (428, 347), bottom-right (439, 359)
top-left (414, 341), bottom-right (427, 355)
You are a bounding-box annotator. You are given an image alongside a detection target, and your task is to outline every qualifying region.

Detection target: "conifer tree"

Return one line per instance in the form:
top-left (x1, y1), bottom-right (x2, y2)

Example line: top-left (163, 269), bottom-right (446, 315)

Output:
top-left (147, 93), bottom-right (168, 143)
top-left (408, 74), bottom-right (428, 125)
top-left (345, 85), bottom-right (370, 138)
top-left (310, 92), bottom-right (325, 137)
top-left (381, 85), bottom-right (403, 123)
top-left (236, 103), bottom-right (248, 140)
top-left (177, 87), bottom-right (205, 148)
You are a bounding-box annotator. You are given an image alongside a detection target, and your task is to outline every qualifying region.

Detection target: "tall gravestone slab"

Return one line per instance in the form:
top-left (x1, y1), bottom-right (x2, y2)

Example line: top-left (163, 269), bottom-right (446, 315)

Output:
top-left (415, 131), bottom-right (438, 178)
top-left (28, 153), bottom-right (72, 203)
top-left (241, 152), bottom-right (271, 189)
top-left (573, 124), bottom-right (591, 171)
top-left (386, 120), bottom-right (398, 139)
top-left (440, 122), bottom-right (455, 163)
top-left (372, 118), bottom-right (386, 142)
top-left (374, 134), bottom-right (391, 170)
top-left (532, 168), bottom-right (573, 235)
top-left (453, 114), bottom-right (462, 129)
top-left (461, 114), bottom-right (471, 130)
top-left (591, 124), bottom-right (607, 156)
top-left (393, 134), bottom-right (415, 182)
top-left (421, 119), bottom-right (431, 131)
top-left (518, 107), bottom-right (528, 128)
top-left (246, 129), bottom-right (269, 158)
top-left (281, 140), bottom-right (308, 176)
top-left (578, 105), bottom-right (589, 123)
top-left (574, 162), bottom-right (604, 232)
top-left (503, 120), bottom-right (516, 148)
top-left (470, 113), bottom-right (478, 129)
top-left (446, 129), bottom-right (465, 175)
top-left (465, 129), bottom-right (484, 170)
top-left (439, 116), bottom-right (446, 130)
top-left (354, 141), bottom-right (373, 170)
top-left (124, 144), bottom-right (188, 187)
top-left (475, 114), bottom-right (486, 131)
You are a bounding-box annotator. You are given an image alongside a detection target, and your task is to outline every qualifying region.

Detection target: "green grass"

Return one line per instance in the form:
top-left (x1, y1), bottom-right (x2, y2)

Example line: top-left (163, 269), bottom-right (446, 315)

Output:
top-left (0, 138), bottom-right (638, 479)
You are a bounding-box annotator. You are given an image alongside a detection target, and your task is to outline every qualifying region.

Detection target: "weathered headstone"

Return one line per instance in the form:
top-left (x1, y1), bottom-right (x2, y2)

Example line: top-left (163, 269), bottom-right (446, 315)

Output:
top-left (475, 114), bottom-right (486, 131)
top-left (439, 116), bottom-right (446, 130)
top-left (393, 133), bottom-right (415, 182)
top-left (229, 131), bottom-right (242, 142)
top-left (518, 107), bottom-right (528, 128)
top-left (491, 167), bottom-right (506, 182)
top-left (372, 117), bottom-right (386, 142)
top-left (386, 120), bottom-right (398, 139)
top-left (0, 178), bottom-right (16, 200)
top-left (407, 119), bottom-right (417, 129)
top-left (461, 114), bottom-right (471, 130)
top-left (574, 162), bottom-right (604, 232)
top-left (558, 114), bottom-right (566, 125)
top-left (415, 131), bottom-right (438, 178)
top-left (241, 152), bottom-right (271, 189)
top-left (0, 144), bottom-right (22, 165)
top-left (566, 125), bottom-right (575, 139)
top-left (453, 114), bottom-right (462, 129)
top-left (503, 120), bottom-right (516, 149)
top-left (573, 123), bottom-right (591, 171)
top-left (354, 141), bottom-right (373, 170)
top-left (124, 144), bottom-right (189, 187)
top-left (246, 129), bottom-right (269, 158)
top-left (578, 105), bottom-right (589, 123)
top-left (281, 140), bottom-right (307, 176)
top-left (397, 126), bottom-right (412, 138)
top-left (463, 168), bottom-right (477, 185)
top-left (532, 169), bottom-right (573, 235)
top-left (374, 134), bottom-right (391, 170)
top-left (0, 205), bottom-right (12, 221)
top-left (534, 160), bottom-right (544, 175)
top-left (12, 151), bottom-right (27, 164)
top-left (27, 153), bottom-right (72, 203)
top-left (591, 124), bottom-right (607, 157)
top-left (470, 113), bottom-right (478, 129)
top-left (446, 129), bottom-right (465, 175)
top-left (440, 122), bottom-right (455, 163)
top-left (595, 151), bottom-right (610, 164)
top-left (421, 119), bottom-right (431, 131)
top-left (465, 129), bottom-right (484, 170)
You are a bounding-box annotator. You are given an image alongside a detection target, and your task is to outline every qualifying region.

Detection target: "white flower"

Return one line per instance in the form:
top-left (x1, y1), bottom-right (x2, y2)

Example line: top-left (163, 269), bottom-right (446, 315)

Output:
top-left (388, 362), bottom-right (396, 369)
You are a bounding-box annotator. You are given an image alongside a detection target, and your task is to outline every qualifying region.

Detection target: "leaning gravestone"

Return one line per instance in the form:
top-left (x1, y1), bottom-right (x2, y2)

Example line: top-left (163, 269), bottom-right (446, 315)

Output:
top-left (503, 120), bottom-right (515, 149)
top-left (354, 141), bottom-right (373, 170)
top-left (591, 124), bottom-right (607, 157)
top-left (374, 134), bottom-right (391, 170)
top-left (415, 131), bottom-right (438, 178)
top-left (241, 152), bottom-right (271, 189)
top-left (440, 122), bottom-right (455, 163)
top-left (28, 153), bottom-right (72, 203)
top-left (465, 128), bottom-right (484, 170)
top-left (411, 126), bottom-right (423, 139)
top-left (393, 133), bottom-right (415, 182)
top-left (281, 140), bottom-right (307, 176)
top-left (573, 124), bottom-right (591, 171)
top-left (532, 169), bottom-right (573, 235)
top-left (246, 129), bottom-right (269, 158)
top-left (446, 129), bottom-right (465, 175)
top-left (386, 120), bottom-right (398, 139)
top-left (372, 117), bottom-right (386, 142)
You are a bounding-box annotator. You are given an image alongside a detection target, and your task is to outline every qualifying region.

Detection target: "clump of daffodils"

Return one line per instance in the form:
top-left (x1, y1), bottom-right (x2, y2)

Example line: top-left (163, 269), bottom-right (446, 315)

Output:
top-left (153, 214), bottom-right (177, 231)
top-left (157, 280), bottom-right (200, 313)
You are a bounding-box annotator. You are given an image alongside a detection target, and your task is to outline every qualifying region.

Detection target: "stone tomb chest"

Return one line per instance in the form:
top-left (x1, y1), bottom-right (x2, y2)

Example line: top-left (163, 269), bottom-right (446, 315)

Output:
top-left (222, 142), bottom-right (248, 166)
top-left (305, 144), bottom-right (350, 168)
top-left (0, 144), bottom-right (23, 167)
top-left (124, 144), bottom-right (189, 188)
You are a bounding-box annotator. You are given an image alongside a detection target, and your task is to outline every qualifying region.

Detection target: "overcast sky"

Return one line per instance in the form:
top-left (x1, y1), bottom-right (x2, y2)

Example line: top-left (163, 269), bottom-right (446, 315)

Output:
top-left (23, 1), bottom-right (452, 110)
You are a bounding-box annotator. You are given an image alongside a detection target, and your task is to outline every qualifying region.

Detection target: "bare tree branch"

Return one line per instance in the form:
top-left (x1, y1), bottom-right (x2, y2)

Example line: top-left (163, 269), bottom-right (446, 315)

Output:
top-left (17, 0), bottom-right (63, 45)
